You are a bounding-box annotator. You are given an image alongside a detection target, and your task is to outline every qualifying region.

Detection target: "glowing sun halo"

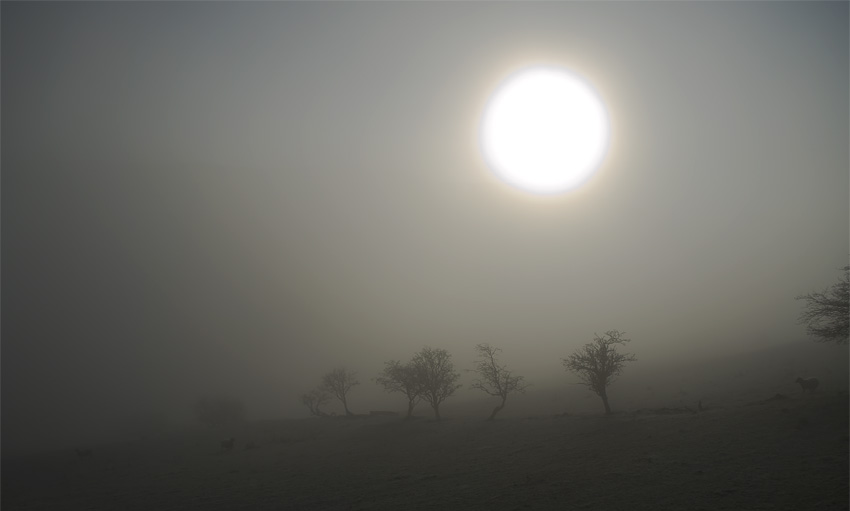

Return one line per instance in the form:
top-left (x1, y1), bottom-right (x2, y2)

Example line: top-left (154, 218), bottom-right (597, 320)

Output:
top-left (481, 67), bottom-right (609, 194)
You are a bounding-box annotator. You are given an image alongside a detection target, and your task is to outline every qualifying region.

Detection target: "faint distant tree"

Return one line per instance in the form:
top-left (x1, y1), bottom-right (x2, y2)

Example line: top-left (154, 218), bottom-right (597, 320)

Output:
top-left (412, 347), bottom-right (462, 421)
top-left (796, 265), bottom-right (849, 345)
top-left (320, 367), bottom-right (360, 416)
top-left (194, 395), bottom-right (246, 427)
top-left (300, 389), bottom-right (331, 417)
top-left (562, 330), bottom-right (636, 415)
top-left (374, 360), bottom-right (425, 419)
top-left (470, 344), bottom-right (529, 421)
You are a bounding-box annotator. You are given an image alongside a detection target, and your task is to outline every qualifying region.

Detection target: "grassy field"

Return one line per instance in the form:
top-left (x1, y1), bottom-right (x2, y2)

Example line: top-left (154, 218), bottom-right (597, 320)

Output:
top-left (3, 390), bottom-right (847, 510)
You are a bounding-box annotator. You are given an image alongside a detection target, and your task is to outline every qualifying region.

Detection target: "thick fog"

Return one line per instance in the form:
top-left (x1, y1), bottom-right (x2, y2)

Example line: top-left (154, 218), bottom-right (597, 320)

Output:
top-left (3, 2), bottom-right (847, 454)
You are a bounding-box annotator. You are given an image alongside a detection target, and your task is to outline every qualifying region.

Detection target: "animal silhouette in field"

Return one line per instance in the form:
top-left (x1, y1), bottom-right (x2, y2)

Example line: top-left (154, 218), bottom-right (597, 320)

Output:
top-left (795, 377), bottom-right (819, 393)
top-left (220, 438), bottom-right (236, 452)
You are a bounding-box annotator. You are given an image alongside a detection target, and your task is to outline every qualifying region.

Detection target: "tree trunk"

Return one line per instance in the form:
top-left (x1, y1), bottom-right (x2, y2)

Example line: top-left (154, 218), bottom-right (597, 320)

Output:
top-left (406, 400), bottom-right (415, 419)
top-left (487, 397), bottom-right (507, 421)
top-left (600, 391), bottom-right (611, 415)
top-left (342, 396), bottom-right (352, 416)
top-left (433, 402), bottom-right (441, 421)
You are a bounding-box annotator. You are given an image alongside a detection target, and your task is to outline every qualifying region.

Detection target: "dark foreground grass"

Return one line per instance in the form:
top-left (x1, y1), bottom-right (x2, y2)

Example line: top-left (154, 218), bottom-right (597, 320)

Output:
top-left (3, 391), bottom-right (847, 510)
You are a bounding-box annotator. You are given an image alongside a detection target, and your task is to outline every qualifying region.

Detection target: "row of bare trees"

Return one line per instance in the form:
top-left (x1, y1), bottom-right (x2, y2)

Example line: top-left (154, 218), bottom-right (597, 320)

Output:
top-left (203, 267), bottom-right (845, 427)
top-left (375, 346), bottom-right (463, 421)
top-left (299, 262), bottom-right (849, 420)
top-left (302, 333), bottom-right (639, 419)
top-left (300, 347), bottom-right (465, 421)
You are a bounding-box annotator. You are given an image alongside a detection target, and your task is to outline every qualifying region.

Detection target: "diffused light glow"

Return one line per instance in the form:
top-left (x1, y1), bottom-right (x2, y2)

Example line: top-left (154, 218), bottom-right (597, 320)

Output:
top-left (481, 67), bottom-right (609, 194)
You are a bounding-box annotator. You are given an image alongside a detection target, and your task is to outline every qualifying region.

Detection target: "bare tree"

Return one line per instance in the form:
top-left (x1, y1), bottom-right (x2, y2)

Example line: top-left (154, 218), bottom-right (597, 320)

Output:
top-left (374, 360), bottom-right (424, 419)
top-left (320, 367), bottom-right (359, 416)
top-left (412, 347), bottom-right (461, 421)
top-left (470, 344), bottom-right (529, 421)
top-left (300, 389), bottom-right (330, 417)
top-left (796, 265), bottom-right (849, 345)
top-left (562, 330), bottom-right (636, 415)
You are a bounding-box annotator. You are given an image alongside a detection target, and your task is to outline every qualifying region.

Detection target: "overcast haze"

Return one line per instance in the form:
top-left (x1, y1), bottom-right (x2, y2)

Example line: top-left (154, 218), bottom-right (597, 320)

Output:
top-left (3, 2), bottom-right (848, 453)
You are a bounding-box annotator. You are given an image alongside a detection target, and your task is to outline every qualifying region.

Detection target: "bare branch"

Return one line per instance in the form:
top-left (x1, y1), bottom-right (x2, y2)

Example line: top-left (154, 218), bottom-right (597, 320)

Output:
top-left (374, 360), bottom-right (424, 419)
top-left (300, 389), bottom-right (330, 417)
top-left (412, 347), bottom-right (461, 420)
top-left (469, 343), bottom-right (529, 420)
top-left (796, 265), bottom-right (849, 345)
top-left (319, 367), bottom-right (359, 416)
top-left (562, 330), bottom-right (636, 414)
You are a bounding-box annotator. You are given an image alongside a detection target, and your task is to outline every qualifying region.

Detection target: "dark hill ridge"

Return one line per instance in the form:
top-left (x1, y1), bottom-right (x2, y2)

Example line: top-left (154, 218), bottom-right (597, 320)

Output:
top-left (3, 391), bottom-right (847, 510)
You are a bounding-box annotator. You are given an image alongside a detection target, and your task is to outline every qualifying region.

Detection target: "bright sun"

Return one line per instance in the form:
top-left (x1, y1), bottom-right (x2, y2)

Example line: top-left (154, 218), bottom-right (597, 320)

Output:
top-left (481, 66), bottom-right (609, 194)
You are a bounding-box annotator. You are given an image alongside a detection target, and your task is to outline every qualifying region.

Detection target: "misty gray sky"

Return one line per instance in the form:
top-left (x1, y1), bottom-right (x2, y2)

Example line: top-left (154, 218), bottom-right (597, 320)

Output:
top-left (3, 2), bottom-right (847, 450)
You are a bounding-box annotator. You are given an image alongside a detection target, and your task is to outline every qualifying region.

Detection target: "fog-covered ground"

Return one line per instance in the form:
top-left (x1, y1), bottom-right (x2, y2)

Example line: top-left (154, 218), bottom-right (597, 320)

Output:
top-left (3, 387), bottom-right (846, 510)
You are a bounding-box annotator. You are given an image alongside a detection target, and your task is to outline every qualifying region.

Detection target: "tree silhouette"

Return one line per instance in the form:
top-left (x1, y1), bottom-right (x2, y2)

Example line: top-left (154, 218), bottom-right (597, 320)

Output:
top-left (796, 265), bottom-right (849, 345)
top-left (320, 367), bottom-right (359, 416)
top-left (300, 389), bottom-right (330, 417)
top-left (470, 344), bottom-right (529, 420)
top-left (374, 360), bottom-right (424, 419)
top-left (562, 330), bottom-right (636, 415)
top-left (412, 347), bottom-right (461, 421)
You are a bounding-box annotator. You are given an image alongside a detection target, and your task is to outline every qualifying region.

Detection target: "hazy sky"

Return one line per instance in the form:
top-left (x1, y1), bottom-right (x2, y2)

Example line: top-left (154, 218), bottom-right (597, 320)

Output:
top-left (3, 2), bottom-right (847, 451)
